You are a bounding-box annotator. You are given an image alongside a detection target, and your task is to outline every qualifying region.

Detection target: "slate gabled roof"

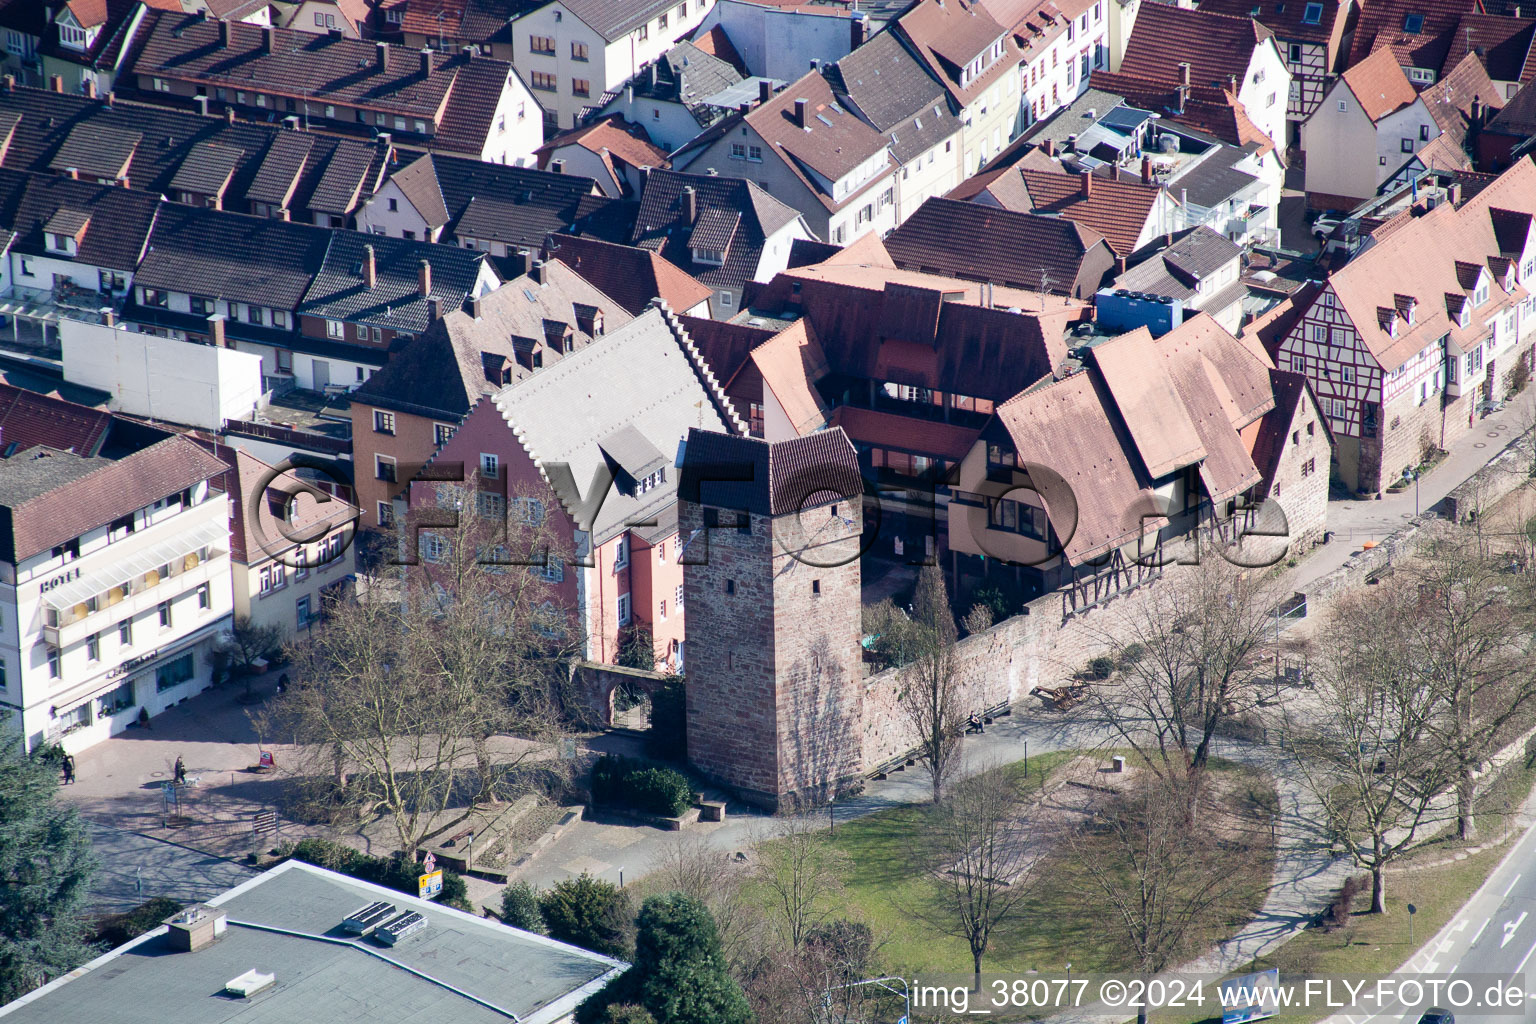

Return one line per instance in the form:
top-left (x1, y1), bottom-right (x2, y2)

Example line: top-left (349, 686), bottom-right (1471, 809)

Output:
top-left (678, 426), bottom-right (860, 517)
top-left (630, 169), bottom-right (804, 299)
top-left (0, 86), bottom-right (387, 219)
top-left (300, 230), bottom-right (492, 334)
top-left (134, 203), bottom-right (331, 310)
top-left (352, 257), bottom-right (635, 419)
top-left (0, 167), bottom-right (161, 270)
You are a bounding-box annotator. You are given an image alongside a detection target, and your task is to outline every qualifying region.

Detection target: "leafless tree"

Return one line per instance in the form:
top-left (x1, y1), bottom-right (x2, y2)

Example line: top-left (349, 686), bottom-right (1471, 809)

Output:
top-left (257, 475), bottom-right (578, 855)
top-left (752, 815), bottom-right (850, 951)
top-left (912, 763), bottom-right (1039, 981)
top-left (1084, 560), bottom-right (1278, 802)
top-left (896, 564), bottom-right (967, 803)
top-left (1289, 586), bottom-right (1456, 913)
top-left (651, 831), bottom-right (758, 974)
top-left (1066, 775), bottom-right (1268, 1024)
top-left (1401, 531), bottom-right (1536, 839)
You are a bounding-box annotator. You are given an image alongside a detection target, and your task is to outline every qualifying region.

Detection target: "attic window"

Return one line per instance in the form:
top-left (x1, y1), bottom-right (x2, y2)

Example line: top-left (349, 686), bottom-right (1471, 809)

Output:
top-left (1301, 2), bottom-right (1322, 23)
top-left (1403, 13), bottom-right (1424, 33)
top-left (692, 247), bottom-right (725, 266)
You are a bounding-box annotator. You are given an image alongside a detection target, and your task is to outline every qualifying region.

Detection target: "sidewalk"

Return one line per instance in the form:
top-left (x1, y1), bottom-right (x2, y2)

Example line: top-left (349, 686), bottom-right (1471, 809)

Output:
top-left (1287, 390), bottom-right (1532, 594)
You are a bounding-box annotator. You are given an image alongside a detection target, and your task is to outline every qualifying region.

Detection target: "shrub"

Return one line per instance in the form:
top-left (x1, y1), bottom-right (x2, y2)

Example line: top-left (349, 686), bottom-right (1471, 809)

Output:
top-left (93, 896), bottom-right (184, 947)
top-left (1321, 875), bottom-right (1365, 930)
top-left (280, 838), bottom-right (472, 913)
top-left (604, 1006), bottom-right (658, 1024)
top-left (540, 873), bottom-right (634, 958)
top-left (961, 603), bottom-right (994, 635)
top-left (617, 625), bottom-right (655, 671)
top-left (1117, 642), bottom-right (1146, 668)
top-left (1087, 655), bottom-right (1116, 680)
top-left (591, 755), bottom-right (693, 817)
top-left (646, 678), bottom-right (687, 762)
top-left (500, 880), bottom-right (544, 933)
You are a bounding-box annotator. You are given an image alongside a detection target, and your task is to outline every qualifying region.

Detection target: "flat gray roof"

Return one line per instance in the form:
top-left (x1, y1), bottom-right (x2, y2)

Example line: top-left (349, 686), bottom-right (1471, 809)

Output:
top-left (0, 860), bottom-right (625, 1024)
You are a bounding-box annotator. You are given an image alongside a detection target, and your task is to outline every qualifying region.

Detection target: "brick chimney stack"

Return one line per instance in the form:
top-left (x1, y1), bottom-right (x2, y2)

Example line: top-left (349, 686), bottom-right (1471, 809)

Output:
top-left (1141, 153), bottom-right (1152, 184)
top-left (759, 79), bottom-right (772, 104)
top-left (376, 41), bottom-right (389, 70)
top-left (794, 97), bottom-right (808, 128)
top-left (419, 48), bottom-right (432, 77)
top-left (48, 75), bottom-right (63, 93)
top-left (683, 185), bottom-right (697, 224)
top-left (261, 26), bottom-right (274, 54)
top-left (208, 313), bottom-right (227, 348)
top-left (219, 19), bottom-right (230, 48)
top-left (417, 259), bottom-right (431, 297)
top-left (363, 245), bottom-right (377, 288)
top-left (1082, 171), bottom-right (1093, 198)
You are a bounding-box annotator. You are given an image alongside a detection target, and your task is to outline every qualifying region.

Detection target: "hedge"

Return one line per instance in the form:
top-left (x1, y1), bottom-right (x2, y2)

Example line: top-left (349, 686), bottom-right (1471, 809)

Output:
top-left (591, 754), bottom-right (692, 817)
top-left (277, 838), bottom-right (472, 913)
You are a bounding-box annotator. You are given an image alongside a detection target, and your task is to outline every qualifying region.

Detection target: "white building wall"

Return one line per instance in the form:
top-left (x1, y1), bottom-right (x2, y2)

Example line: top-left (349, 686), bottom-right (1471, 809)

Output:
top-left (595, 92), bottom-right (702, 152)
top-left (354, 179), bottom-right (439, 241)
top-left (1237, 40), bottom-right (1292, 153)
top-left (696, 0), bottom-right (857, 81)
top-left (1376, 99), bottom-right (1438, 187)
top-left (480, 71), bottom-right (543, 166)
top-left (61, 319), bottom-right (263, 430)
top-left (1301, 78), bottom-right (1380, 201)
top-left (512, 0), bottom-right (716, 131)
top-left (5, 487), bottom-right (234, 755)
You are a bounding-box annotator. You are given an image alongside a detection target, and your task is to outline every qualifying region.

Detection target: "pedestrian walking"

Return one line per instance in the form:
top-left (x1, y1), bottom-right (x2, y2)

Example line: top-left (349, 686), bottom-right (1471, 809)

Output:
top-left (173, 755), bottom-right (187, 786)
top-left (61, 754), bottom-right (75, 785)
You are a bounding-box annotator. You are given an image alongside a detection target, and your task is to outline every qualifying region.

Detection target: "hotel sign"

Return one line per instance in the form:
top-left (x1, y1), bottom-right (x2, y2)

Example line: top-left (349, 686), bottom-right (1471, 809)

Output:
top-left (39, 567), bottom-right (81, 593)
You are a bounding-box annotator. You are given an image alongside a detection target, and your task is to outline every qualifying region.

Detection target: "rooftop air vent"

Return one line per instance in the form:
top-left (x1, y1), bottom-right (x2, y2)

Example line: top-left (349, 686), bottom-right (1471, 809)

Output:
top-left (225, 970), bottom-right (276, 999)
top-left (342, 901), bottom-right (396, 936)
top-left (376, 910), bottom-right (428, 946)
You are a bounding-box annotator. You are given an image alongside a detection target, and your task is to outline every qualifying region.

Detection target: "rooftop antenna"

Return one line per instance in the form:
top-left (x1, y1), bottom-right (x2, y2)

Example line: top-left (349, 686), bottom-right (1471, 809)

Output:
top-left (1038, 268), bottom-right (1052, 306)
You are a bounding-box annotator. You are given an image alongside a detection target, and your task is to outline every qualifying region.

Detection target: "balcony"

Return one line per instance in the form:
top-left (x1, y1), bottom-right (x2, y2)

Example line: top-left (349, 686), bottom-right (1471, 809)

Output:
top-left (41, 518), bottom-right (228, 644)
top-left (43, 556), bottom-right (224, 649)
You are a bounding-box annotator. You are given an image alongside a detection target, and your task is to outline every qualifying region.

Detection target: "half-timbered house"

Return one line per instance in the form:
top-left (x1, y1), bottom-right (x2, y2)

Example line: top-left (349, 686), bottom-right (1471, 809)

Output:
top-left (1275, 157), bottom-right (1536, 493)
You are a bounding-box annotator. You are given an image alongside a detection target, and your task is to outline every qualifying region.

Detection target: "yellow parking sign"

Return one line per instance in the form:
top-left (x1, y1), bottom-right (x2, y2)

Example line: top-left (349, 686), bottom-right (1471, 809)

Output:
top-left (418, 870), bottom-right (443, 900)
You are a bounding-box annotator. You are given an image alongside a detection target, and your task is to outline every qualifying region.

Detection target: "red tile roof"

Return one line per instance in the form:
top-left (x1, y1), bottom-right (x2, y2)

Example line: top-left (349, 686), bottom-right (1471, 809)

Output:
top-left (1340, 45), bottom-right (1419, 120)
top-left (1198, 0), bottom-right (1350, 46)
top-left (1440, 12), bottom-right (1536, 82)
top-left (1006, 168), bottom-right (1163, 257)
top-left (1347, 0), bottom-right (1480, 73)
top-left (542, 234), bottom-right (713, 316)
top-left (0, 383), bottom-right (110, 458)
top-left (893, 0), bottom-right (1019, 106)
top-left (1118, 2), bottom-right (1274, 90)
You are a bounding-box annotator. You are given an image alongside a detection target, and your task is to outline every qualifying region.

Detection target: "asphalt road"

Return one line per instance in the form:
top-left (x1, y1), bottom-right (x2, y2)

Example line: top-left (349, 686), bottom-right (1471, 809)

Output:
top-left (1334, 817), bottom-right (1536, 1024)
top-left (83, 821), bottom-right (255, 915)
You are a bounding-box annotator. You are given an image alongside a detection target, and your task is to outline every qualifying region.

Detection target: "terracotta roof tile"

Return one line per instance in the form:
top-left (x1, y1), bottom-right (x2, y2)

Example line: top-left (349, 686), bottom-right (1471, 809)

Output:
top-left (678, 426), bottom-right (861, 518)
top-left (1119, 2), bottom-right (1273, 90)
top-left (1441, 12), bottom-right (1536, 82)
top-left (1348, 0), bottom-right (1481, 73)
top-left (1340, 47), bottom-right (1419, 120)
top-left (1089, 327), bottom-right (1207, 477)
top-left (543, 234), bottom-right (713, 315)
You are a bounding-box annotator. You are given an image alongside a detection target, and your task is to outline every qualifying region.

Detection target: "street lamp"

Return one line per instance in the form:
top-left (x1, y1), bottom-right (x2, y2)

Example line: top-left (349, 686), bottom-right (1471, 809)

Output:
top-left (1402, 467), bottom-right (1420, 517)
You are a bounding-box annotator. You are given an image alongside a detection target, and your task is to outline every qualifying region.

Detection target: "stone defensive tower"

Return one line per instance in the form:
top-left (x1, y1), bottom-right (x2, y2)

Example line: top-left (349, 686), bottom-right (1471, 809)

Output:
top-left (677, 427), bottom-right (865, 810)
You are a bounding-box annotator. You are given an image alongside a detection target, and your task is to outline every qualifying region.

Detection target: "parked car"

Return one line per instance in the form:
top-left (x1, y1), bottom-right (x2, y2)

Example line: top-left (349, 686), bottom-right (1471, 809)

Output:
top-left (1416, 1009), bottom-right (1453, 1024)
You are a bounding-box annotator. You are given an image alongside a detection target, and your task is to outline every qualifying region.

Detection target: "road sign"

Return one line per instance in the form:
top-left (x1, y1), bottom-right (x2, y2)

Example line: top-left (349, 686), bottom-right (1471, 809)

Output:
top-left (418, 870), bottom-right (443, 900)
top-left (422, 852), bottom-right (436, 874)
top-left (258, 750), bottom-right (275, 770)
top-left (252, 810), bottom-right (278, 835)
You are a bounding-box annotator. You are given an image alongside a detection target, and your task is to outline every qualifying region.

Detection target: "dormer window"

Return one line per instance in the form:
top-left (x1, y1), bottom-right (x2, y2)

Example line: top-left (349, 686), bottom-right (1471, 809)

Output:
top-left (1301, 2), bottom-right (1323, 23)
top-left (692, 247), bottom-right (725, 266)
top-left (45, 232), bottom-right (74, 256)
top-left (1474, 278), bottom-right (1490, 306)
top-left (57, 12), bottom-right (91, 52)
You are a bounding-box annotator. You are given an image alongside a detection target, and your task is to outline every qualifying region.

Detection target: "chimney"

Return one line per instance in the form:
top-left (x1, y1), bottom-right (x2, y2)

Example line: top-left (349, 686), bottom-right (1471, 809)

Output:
top-left (851, 11), bottom-right (870, 49)
top-left (2, 75), bottom-right (14, 94)
top-left (810, 58), bottom-right (820, 71)
top-left (261, 26), bottom-right (274, 54)
top-left (682, 185), bottom-right (697, 223)
top-left (208, 313), bottom-right (227, 348)
top-left (1228, 74), bottom-right (1238, 91)
top-left (419, 48), bottom-right (432, 77)
top-left (376, 41), bottom-right (389, 70)
top-left (1082, 171), bottom-right (1093, 198)
top-left (224, 106), bottom-right (236, 124)
top-left (1111, 162), bottom-right (1120, 181)
top-left (639, 165), bottom-right (652, 189)
top-left (1176, 61), bottom-right (1191, 112)
top-left (105, 90), bottom-right (114, 107)
top-left (101, 308), bottom-right (114, 327)
top-left (82, 79), bottom-right (95, 100)
top-left (512, 248), bottom-right (532, 278)
top-left (530, 259), bottom-right (544, 284)
top-left (1449, 181), bottom-right (1463, 205)
top-left (48, 75), bottom-right (63, 94)
top-left (1115, 255), bottom-right (1127, 275)
top-left (194, 95), bottom-right (209, 117)
top-left (759, 79), bottom-right (772, 105)
top-left (363, 244), bottom-right (377, 288)
top-left (428, 296), bottom-right (444, 321)
top-left (550, 158), bottom-right (564, 174)
top-left (219, 19), bottom-right (230, 48)
top-left (64, 166), bottom-right (79, 180)
top-left (1141, 153), bottom-right (1152, 184)
top-left (470, 295), bottom-right (483, 319)
top-left (417, 259), bottom-right (431, 297)
top-left (1179, 62), bottom-right (1191, 88)
top-left (1041, 139), bottom-right (1055, 156)
top-left (164, 906), bottom-right (227, 954)
top-left (794, 98), bottom-right (808, 128)
top-left (278, 207), bottom-right (290, 222)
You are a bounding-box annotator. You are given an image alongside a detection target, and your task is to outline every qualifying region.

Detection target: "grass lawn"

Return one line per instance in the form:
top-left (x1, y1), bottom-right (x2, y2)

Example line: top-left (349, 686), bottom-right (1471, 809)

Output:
top-left (755, 751), bottom-right (1278, 978)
